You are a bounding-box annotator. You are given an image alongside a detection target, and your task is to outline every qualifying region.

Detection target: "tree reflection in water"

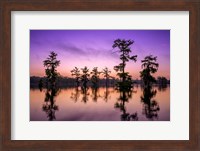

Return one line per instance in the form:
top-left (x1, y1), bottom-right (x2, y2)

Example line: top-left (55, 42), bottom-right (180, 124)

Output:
top-left (31, 85), bottom-right (169, 121)
top-left (81, 86), bottom-right (90, 103)
top-left (71, 86), bottom-right (114, 103)
top-left (42, 87), bottom-right (59, 121)
top-left (141, 86), bottom-right (160, 120)
top-left (71, 87), bottom-right (81, 102)
top-left (71, 86), bottom-right (91, 103)
top-left (103, 87), bottom-right (110, 102)
top-left (115, 89), bottom-right (138, 121)
top-left (157, 84), bottom-right (168, 92)
top-left (91, 87), bottom-right (101, 102)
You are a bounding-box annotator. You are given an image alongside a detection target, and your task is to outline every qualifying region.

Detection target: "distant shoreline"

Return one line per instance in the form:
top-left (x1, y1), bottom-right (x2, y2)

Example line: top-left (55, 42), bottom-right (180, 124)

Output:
top-left (30, 76), bottom-right (170, 88)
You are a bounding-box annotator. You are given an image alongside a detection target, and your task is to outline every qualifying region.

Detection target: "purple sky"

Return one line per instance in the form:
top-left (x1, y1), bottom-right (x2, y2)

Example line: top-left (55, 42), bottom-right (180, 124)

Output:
top-left (30, 30), bottom-right (170, 79)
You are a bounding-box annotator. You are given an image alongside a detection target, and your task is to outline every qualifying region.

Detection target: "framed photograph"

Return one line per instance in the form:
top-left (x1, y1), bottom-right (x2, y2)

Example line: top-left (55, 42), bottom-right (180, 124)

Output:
top-left (29, 29), bottom-right (170, 122)
top-left (0, 0), bottom-right (199, 151)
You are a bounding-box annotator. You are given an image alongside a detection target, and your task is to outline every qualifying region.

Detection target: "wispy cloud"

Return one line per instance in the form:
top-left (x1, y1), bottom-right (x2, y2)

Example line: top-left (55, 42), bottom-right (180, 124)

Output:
top-left (58, 43), bottom-right (86, 55)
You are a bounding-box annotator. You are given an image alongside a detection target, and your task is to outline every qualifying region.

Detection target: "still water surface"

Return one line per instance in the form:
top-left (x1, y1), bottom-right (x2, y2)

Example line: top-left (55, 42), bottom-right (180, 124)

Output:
top-left (30, 85), bottom-right (170, 121)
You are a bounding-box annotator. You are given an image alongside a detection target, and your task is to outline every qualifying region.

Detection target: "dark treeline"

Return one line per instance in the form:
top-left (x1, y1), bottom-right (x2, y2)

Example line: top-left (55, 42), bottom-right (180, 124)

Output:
top-left (30, 76), bottom-right (117, 88)
top-left (30, 76), bottom-right (169, 88)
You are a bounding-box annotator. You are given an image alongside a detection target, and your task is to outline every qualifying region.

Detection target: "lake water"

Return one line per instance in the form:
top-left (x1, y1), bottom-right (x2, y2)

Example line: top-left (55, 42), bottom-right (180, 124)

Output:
top-left (30, 85), bottom-right (170, 121)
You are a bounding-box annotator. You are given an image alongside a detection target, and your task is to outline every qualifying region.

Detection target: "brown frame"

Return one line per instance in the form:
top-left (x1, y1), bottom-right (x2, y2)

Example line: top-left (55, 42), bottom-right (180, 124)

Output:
top-left (0, 0), bottom-right (200, 151)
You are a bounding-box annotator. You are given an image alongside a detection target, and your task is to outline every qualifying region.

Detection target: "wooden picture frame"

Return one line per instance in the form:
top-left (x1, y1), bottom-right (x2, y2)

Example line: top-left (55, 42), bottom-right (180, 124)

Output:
top-left (0, 0), bottom-right (199, 150)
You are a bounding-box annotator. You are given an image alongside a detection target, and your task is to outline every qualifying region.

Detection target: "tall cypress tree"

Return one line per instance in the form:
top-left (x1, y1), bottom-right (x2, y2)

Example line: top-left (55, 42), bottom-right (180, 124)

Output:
top-left (112, 39), bottom-right (137, 90)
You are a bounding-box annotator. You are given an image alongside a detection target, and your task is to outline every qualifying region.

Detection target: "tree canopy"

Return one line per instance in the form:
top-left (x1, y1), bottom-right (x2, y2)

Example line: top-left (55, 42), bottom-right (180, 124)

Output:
top-left (112, 39), bottom-right (137, 90)
top-left (71, 67), bottom-right (81, 86)
top-left (140, 55), bottom-right (159, 87)
top-left (43, 51), bottom-right (60, 87)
